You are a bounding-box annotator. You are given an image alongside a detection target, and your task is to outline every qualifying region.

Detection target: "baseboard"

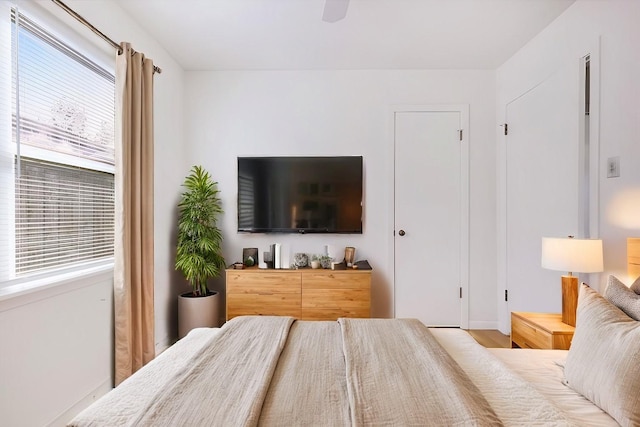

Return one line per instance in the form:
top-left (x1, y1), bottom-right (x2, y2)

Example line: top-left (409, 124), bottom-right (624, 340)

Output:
top-left (48, 378), bottom-right (112, 427)
top-left (468, 320), bottom-right (499, 330)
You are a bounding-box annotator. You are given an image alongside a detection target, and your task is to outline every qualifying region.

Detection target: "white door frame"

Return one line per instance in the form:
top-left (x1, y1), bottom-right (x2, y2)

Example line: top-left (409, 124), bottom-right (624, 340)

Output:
top-left (389, 104), bottom-right (470, 329)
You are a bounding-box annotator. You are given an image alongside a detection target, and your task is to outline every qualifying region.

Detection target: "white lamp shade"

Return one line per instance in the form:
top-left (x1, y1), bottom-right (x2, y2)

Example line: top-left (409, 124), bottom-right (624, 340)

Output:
top-left (541, 237), bottom-right (604, 273)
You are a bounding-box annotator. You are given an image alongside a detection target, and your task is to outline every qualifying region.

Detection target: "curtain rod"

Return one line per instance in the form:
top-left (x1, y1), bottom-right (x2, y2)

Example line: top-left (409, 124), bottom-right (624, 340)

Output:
top-left (50, 0), bottom-right (162, 74)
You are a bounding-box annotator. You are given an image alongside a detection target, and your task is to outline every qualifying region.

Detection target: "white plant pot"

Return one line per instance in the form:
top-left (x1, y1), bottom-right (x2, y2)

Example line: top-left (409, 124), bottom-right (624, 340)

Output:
top-left (178, 291), bottom-right (220, 339)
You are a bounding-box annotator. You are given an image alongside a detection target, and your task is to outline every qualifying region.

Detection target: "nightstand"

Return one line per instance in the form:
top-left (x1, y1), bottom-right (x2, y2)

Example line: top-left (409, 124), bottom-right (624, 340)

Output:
top-left (511, 312), bottom-right (575, 350)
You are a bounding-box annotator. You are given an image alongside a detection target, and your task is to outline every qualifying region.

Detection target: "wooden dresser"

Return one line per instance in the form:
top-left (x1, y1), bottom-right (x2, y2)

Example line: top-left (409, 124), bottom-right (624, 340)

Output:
top-left (511, 312), bottom-right (575, 350)
top-left (226, 267), bottom-right (371, 321)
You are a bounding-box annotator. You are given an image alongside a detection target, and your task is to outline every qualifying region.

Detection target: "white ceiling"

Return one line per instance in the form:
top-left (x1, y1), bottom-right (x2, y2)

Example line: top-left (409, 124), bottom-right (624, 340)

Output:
top-left (115, 0), bottom-right (575, 71)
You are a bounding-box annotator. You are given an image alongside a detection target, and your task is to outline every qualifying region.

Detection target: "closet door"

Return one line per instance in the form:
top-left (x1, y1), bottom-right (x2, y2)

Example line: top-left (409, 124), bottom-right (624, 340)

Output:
top-left (505, 62), bottom-right (580, 315)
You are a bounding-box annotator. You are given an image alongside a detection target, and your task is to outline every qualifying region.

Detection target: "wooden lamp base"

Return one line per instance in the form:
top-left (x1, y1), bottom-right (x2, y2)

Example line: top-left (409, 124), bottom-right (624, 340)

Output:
top-left (561, 275), bottom-right (578, 326)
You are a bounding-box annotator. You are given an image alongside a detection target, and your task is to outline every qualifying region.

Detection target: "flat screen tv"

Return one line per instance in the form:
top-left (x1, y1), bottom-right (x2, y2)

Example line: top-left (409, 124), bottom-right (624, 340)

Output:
top-left (237, 156), bottom-right (363, 233)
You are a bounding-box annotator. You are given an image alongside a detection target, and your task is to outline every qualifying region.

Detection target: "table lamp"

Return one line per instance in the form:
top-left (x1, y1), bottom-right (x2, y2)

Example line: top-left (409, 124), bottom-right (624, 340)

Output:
top-left (541, 236), bottom-right (603, 326)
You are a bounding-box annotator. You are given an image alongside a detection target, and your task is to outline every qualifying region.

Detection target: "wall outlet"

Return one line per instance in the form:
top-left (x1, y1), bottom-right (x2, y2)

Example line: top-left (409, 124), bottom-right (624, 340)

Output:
top-left (607, 156), bottom-right (620, 178)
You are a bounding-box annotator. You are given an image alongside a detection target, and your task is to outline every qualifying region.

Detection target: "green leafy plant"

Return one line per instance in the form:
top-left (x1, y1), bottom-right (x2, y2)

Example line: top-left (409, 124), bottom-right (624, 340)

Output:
top-left (318, 255), bottom-right (333, 269)
top-left (175, 165), bottom-right (226, 296)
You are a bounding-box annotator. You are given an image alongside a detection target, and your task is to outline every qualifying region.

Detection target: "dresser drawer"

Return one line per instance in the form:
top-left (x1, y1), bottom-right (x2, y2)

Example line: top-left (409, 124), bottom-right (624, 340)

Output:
top-left (511, 316), bottom-right (552, 349)
top-left (226, 271), bottom-right (301, 320)
top-left (302, 272), bottom-right (370, 289)
top-left (227, 272), bottom-right (300, 293)
top-left (302, 288), bottom-right (369, 309)
top-left (301, 272), bottom-right (370, 320)
top-left (227, 293), bottom-right (301, 319)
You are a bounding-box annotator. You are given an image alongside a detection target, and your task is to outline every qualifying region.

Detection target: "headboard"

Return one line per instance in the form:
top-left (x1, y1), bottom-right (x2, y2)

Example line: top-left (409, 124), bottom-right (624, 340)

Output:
top-left (628, 238), bottom-right (640, 280)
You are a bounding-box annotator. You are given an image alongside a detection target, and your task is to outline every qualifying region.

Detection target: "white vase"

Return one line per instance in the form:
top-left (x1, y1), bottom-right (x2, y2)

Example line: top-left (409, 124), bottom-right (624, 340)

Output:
top-left (311, 260), bottom-right (321, 269)
top-left (178, 291), bottom-right (220, 339)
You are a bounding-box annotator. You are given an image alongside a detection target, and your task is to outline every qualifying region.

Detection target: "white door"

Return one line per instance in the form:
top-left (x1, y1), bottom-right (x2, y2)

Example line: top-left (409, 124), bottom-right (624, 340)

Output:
top-left (505, 62), bottom-right (580, 315)
top-left (394, 108), bottom-right (468, 327)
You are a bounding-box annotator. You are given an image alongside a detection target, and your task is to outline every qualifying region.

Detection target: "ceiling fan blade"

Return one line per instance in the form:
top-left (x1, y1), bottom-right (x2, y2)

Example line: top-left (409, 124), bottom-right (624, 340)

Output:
top-left (322, 0), bottom-right (350, 23)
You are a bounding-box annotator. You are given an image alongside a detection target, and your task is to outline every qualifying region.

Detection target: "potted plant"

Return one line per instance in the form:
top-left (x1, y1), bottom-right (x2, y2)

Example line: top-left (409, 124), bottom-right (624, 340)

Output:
top-left (310, 255), bottom-right (321, 269)
top-left (176, 165), bottom-right (226, 338)
top-left (319, 255), bottom-right (333, 269)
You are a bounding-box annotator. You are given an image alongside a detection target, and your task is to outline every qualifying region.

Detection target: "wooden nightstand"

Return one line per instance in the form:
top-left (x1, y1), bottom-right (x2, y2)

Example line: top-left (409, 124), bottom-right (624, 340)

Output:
top-left (511, 312), bottom-right (575, 350)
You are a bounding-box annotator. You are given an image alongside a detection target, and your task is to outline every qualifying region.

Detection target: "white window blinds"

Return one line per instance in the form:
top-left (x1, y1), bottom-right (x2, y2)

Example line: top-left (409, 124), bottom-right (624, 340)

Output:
top-left (0, 6), bottom-right (115, 283)
top-left (12, 11), bottom-right (115, 166)
top-left (15, 157), bottom-right (114, 274)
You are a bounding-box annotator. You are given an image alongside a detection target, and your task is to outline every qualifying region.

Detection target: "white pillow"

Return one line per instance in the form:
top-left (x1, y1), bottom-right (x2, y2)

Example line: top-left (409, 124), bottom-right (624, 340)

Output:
top-left (564, 284), bottom-right (640, 427)
top-left (604, 275), bottom-right (640, 320)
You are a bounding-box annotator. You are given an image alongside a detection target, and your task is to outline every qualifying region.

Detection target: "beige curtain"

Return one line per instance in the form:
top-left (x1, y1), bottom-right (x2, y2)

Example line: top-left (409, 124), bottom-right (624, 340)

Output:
top-left (114, 42), bottom-right (155, 386)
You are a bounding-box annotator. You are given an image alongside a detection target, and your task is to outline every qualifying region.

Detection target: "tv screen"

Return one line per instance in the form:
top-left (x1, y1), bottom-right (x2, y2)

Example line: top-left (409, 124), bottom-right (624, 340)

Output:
top-left (237, 156), bottom-right (363, 233)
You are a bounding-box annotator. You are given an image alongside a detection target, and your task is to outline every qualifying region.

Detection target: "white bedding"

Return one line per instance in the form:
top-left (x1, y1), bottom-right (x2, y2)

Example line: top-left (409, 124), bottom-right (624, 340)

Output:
top-left (430, 329), bottom-right (570, 426)
top-left (430, 328), bottom-right (617, 426)
top-left (70, 322), bottom-right (616, 426)
top-left (489, 348), bottom-right (616, 426)
top-left (68, 327), bottom-right (222, 426)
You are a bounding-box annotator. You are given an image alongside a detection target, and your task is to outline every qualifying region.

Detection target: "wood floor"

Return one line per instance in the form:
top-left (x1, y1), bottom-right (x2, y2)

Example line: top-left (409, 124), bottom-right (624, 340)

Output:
top-left (467, 329), bottom-right (511, 348)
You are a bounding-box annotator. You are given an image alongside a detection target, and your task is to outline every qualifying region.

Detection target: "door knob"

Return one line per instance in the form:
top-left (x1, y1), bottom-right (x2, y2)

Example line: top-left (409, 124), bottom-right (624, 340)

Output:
top-left (398, 230), bottom-right (405, 236)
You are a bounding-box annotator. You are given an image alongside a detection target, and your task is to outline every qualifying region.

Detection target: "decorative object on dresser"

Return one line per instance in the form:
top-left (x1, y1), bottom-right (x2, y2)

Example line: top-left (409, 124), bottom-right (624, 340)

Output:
top-left (344, 246), bottom-right (355, 267)
top-left (266, 243), bottom-right (290, 269)
top-left (175, 166), bottom-right (226, 338)
top-left (541, 236), bottom-right (603, 326)
top-left (310, 255), bottom-right (321, 269)
top-left (510, 312), bottom-right (575, 350)
top-left (263, 250), bottom-right (274, 269)
top-left (319, 254), bottom-right (333, 269)
top-left (325, 244), bottom-right (338, 260)
top-left (271, 243), bottom-right (282, 269)
top-left (225, 266), bottom-right (372, 320)
top-left (242, 248), bottom-right (258, 267)
top-left (293, 252), bottom-right (309, 268)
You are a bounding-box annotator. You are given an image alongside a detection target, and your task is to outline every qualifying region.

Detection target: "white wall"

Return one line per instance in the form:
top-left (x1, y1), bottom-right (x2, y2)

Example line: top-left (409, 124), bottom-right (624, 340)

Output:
top-left (496, 0), bottom-right (640, 330)
top-left (0, 269), bottom-right (113, 427)
top-left (184, 69), bottom-right (497, 326)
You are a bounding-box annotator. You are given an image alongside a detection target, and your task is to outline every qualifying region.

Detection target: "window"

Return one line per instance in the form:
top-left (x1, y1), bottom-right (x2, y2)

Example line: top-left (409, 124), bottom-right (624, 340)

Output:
top-left (1, 7), bottom-right (115, 284)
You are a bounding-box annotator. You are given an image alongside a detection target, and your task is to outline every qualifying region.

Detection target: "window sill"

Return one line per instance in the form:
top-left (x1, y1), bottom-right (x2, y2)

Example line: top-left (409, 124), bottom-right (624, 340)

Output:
top-left (0, 261), bottom-right (114, 309)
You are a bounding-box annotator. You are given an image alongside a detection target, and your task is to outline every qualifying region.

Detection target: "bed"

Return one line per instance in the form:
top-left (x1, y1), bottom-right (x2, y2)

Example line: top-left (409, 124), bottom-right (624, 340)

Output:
top-left (70, 242), bottom-right (640, 426)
